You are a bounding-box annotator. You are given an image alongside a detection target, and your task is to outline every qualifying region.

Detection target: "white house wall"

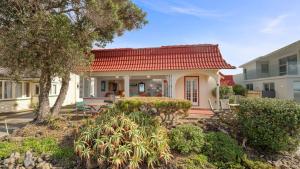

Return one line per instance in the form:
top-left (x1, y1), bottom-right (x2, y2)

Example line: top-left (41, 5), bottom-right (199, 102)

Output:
top-left (0, 73), bottom-right (81, 113)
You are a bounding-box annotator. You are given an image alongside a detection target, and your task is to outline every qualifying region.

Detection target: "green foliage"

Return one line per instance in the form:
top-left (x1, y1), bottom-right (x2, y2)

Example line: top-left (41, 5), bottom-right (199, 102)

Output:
top-left (0, 0), bottom-right (147, 120)
top-left (212, 86), bottom-right (233, 99)
top-left (233, 85), bottom-right (247, 96)
top-left (75, 109), bottom-right (172, 169)
top-left (238, 98), bottom-right (300, 152)
top-left (175, 154), bottom-right (216, 169)
top-left (202, 132), bottom-right (244, 166)
top-left (241, 155), bottom-right (274, 169)
top-left (0, 142), bottom-right (18, 159)
top-left (169, 124), bottom-right (205, 154)
top-left (115, 97), bottom-right (192, 126)
top-left (0, 138), bottom-right (75, 162)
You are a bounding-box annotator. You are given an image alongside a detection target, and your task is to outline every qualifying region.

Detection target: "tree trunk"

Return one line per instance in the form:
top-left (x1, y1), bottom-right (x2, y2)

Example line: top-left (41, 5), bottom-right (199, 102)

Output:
top-left (51, 73), bottom-right (71, 117)
top-left (36, 70), bottom-right (52, 122)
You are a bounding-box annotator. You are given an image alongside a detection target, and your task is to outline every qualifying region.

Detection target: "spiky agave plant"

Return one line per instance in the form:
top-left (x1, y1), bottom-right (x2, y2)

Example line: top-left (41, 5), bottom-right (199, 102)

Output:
top-left (75, 110), bottom-right (172, 169)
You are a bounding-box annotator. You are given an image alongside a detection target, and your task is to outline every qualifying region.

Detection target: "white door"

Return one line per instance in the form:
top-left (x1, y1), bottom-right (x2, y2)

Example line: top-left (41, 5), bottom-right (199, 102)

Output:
top-left (185, 77), bottom-right (199, 106)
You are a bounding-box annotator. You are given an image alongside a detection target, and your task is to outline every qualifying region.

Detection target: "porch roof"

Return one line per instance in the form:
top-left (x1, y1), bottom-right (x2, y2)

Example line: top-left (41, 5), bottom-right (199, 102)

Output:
top-left (91, 44), bottom-right (235, 72)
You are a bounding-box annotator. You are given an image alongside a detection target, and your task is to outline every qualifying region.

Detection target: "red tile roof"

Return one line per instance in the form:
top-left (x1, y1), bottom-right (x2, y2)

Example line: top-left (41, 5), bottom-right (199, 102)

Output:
top-left (91, 44), bottom-right (235, 72)
top-left (220, 73), bottom-right (235, 86)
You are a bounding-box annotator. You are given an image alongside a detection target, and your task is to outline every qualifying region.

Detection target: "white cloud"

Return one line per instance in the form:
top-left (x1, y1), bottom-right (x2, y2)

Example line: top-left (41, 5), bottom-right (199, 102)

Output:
top-left (137, 0), bottom-right (224, 18)
top-left (170, 6), bottom-right (222, 17)
top-left (261, 14), bottom-right (289, 34)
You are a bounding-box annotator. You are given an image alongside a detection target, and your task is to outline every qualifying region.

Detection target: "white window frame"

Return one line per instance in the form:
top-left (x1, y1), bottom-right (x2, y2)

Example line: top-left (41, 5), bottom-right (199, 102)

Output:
top-left (50, 83), bottom-right (59, 96)
top-left (0, 80), bottom-right (32, 100)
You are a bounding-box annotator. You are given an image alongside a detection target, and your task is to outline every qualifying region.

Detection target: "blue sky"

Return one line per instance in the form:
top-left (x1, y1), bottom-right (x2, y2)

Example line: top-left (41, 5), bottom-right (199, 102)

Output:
top-left (105, 0), bottom-right (300, 75)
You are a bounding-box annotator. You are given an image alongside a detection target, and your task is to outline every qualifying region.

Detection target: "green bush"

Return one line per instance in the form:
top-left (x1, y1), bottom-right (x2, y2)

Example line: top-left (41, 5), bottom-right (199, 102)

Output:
top-left (169, 124), bottom-right (205, 154)
top-left (212, 86), bottom-right (233, 99)
top-left (115, 97), bottom-right (192, 126)
top-left (238, 98), bottom-right (300, 152)
top-left (202, 132), bottom-right (244, 165)
top-left (0, 142), bottom-right (18, 159)
top-left (75, 109), bottom-right (172, 169)
top-left (233, 85), bottom-right (247, 96)
top-left (175, 154), bottom-right (216, 169)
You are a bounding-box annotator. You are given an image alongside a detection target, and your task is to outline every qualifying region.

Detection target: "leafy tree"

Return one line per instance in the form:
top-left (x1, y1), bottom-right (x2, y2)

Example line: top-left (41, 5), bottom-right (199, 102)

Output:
top-left (0, 0), bottom-right (147, 122)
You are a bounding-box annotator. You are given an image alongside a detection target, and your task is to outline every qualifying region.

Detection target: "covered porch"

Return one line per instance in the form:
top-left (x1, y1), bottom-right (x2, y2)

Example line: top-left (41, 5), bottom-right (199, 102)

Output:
top-left (79, 70), bottom-right (222, 109)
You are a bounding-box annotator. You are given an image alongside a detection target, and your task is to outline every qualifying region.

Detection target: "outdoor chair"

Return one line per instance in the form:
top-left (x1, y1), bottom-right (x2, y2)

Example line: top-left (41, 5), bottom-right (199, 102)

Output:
top-left (75, 101), bottom-right (92, 117)
top-left (208, 99), bottom-right (223, 115)
top-left (220, 99), bottom-right (231, 112)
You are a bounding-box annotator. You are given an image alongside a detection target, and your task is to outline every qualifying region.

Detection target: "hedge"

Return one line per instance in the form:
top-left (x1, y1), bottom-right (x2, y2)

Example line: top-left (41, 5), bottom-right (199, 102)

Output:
top-left (238, 98), bottom-right (300, 152)
top-left (115, 97), bottom-right (192, 126)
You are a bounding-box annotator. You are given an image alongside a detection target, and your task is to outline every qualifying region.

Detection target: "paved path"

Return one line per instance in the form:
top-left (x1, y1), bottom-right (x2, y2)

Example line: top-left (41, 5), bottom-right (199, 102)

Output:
top-left (0, 111), bottom-right (34, 138)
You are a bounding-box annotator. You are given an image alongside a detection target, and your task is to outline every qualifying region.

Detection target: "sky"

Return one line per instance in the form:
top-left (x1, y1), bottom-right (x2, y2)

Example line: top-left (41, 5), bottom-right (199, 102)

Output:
top-left (104, 0), bottom-right (300, 75)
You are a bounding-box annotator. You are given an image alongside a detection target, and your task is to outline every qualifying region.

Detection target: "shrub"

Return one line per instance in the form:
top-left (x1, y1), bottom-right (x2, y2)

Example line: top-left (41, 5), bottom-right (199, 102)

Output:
top-left (233, 85), bottom-right (247, 96)
top-left (212, 86), bottom-right (233, 99)
top-left (75, 109), bottom-right (172, 169)
top-left (175, 154), bottom-right (216, 169)
top-left (0, 142), bottom-right (18, 159)
top-left (238, 98), bottom-right (300, 152)
top-left (202, 132), bottom-right (244, 165)
top-left (169, 124), bottom-right (205, 154)
top-left (115, 97), bottom-right (192, 126)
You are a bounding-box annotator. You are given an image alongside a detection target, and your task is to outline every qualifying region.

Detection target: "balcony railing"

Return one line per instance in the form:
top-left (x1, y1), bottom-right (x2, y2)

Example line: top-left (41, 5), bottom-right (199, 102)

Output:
top-left (244, 64), bottom-right (299, 80)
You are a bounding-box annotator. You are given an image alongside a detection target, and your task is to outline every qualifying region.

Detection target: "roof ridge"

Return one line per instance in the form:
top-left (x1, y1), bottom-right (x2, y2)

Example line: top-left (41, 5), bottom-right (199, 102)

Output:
top-left (92, 44), bottom-right (219, 52)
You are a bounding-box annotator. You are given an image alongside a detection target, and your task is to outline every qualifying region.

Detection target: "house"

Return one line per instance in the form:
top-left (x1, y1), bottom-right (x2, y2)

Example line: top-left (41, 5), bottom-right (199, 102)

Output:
top-left (220, 73), bottom-right (235, 86)
top-left (239, 40), bottom-right (300, 102)
top-left (0, 68), bottom-right (81, 113)
top-left (80, 44), bottom-right (235, 109)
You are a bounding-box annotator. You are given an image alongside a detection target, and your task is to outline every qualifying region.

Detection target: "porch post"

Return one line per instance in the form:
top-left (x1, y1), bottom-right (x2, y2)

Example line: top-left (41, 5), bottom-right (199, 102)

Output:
top-left (171, 75), bottom-right (176, 98)
top-left (124, 75), bottom-right (130, 97)
top-left (216, 73), bottom-right (221, 110)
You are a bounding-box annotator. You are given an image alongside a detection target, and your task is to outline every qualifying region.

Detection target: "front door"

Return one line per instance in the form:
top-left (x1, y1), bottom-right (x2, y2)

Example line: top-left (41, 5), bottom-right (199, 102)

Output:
top-left (185, 77), bottom-right (199, 106)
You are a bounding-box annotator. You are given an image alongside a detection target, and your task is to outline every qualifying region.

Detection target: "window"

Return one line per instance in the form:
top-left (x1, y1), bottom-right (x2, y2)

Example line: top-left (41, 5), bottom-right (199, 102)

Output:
top-left (4, 81), bottom-right (12, 99)
top-left (51, 84), bottom-right (58, 95)
top-left (293, 81), bottom-right (300, 102)
top-left (263, 83), bottom-right (275, 91)
top-left (35, 84), bottom-right (40, 96)
top-left (101, 81), bottom-right (106, 92)
top-left (0, 81), bottom-right (2, 99)
top-left (243, 69), bottom-right (247, 80)
top-left (279, 55), bottom-right (298, 75)
top-left (138, 82), bottom-right (145, 93)
top-left (261, 63), bottom-right (269, 73)
top-left (24, 82), bottom-right (30, 97)
top-left (246, 84), bottom-right (253, 91)
top-left (15, 82), bottom-right (22, 98)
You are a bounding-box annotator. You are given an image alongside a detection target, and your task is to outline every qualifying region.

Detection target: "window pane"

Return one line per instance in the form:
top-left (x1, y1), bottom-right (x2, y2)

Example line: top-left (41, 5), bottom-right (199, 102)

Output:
top-left (51, 84), bottom-right (57, 95)
top-left (264, 84), bottom-right (269, 91)
top-left (293, 81), bottom-right (300, 103)
top-left (279, 65), bottom-right (287, 75)
top-left (15, 82), bottom-right (22, 98)
top-left (261, 64), bottom-right (269, 73)
top-left (0, 81), bottom-right (2, 99)
top-left (4, 81), bottom-right (12, 99)
top-left (24, 82), bottom-right (30, 97)
top-left (80, 77), bottom-right (83, 98)
top-left (270, 83), bottom-right (275, 91)
top-left (35, 84), bottom-right (40, 95)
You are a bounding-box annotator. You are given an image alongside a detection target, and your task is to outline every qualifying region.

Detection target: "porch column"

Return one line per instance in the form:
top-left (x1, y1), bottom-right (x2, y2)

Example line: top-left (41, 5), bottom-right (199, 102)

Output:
top-left (124, 75), bottom-right (130, 97)
top-left (215, 73), bottom-right (221, 110)
top-left (170, 75), bottom-right (176, 98)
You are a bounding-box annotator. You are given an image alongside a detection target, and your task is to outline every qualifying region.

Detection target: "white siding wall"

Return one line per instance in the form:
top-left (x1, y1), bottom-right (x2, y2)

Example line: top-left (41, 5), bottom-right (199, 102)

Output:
top-left (0, 73), bottom-right (81, 113)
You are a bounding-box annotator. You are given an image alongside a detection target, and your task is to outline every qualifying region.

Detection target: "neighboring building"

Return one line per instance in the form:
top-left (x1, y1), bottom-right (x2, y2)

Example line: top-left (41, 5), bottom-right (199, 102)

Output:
top-left (80, 44), bottom-right (235, 109)
top-left (239, 40), bottom-right (300, 102)
top-left (0, 68), bottom-right (81, 113)
top-left (220, 73), bottom-right (235, 86)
